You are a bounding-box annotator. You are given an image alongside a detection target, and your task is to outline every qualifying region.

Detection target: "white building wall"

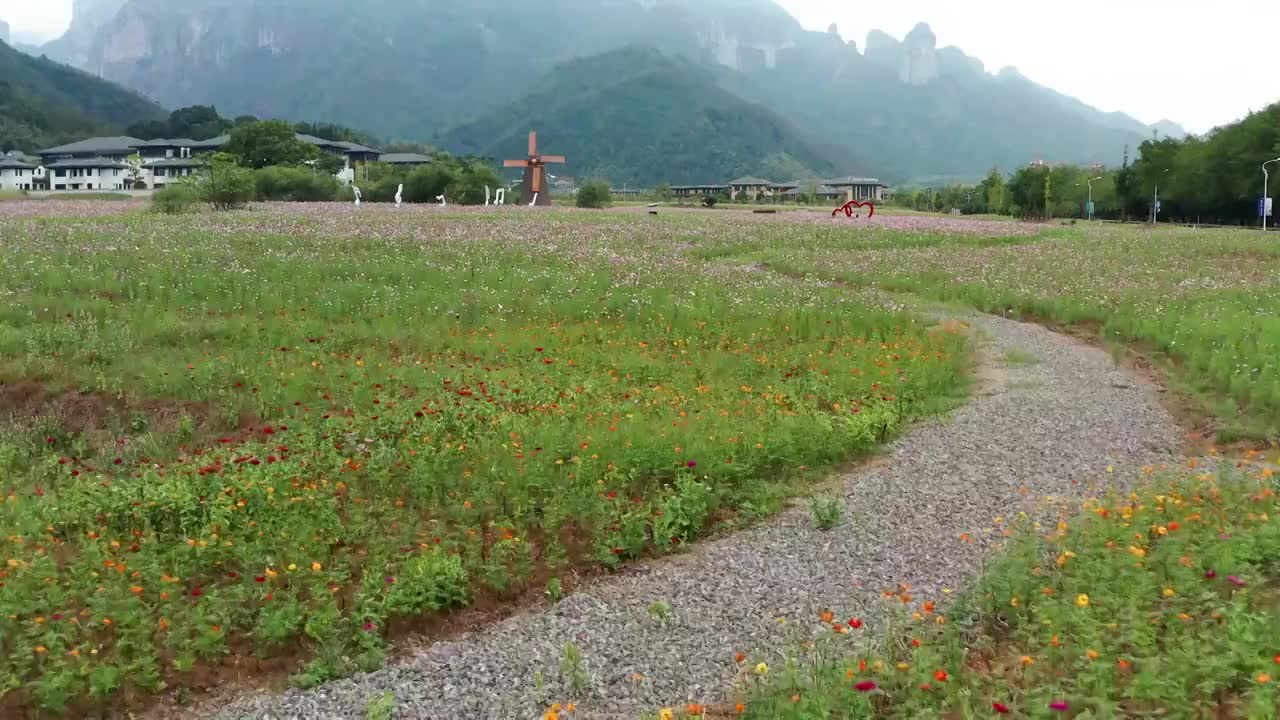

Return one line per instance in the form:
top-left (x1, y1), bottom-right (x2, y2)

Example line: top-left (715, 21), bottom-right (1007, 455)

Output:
top-left (0, 168), bottom-right (38, 191)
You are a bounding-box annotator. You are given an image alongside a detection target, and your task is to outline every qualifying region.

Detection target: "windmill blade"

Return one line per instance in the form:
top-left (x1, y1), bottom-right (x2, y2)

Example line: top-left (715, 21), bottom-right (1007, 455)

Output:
top-left (528, 131), bottom-right (537, 157)
top-left (541, 155), bottom-right (566, 164)
top-left (504, 160), bottom-right (530, 168)
top-left (532, 166), bottom-right (542, 193)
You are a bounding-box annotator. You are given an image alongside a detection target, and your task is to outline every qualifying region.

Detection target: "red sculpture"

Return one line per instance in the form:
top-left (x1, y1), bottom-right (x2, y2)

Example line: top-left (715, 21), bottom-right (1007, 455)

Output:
top-left (832, 200), bottom-right (875, 218)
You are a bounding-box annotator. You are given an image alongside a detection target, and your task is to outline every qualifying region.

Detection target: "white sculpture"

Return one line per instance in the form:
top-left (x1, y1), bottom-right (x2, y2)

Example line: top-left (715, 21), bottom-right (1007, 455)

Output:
top-left (485, 186), bottom-right (491, 206)
top-left (495, 188), bottom-right (506, 205)
top-left (353, 186), bottom-right (362, 207)
top-left (436, 194), bottom-right (447, 207)
top-left (395, 184), bottom-right (403, 208)
top-left (336, 167), bottom-right (355, 185)
top-left (529, 192), bottom-right (538, 207)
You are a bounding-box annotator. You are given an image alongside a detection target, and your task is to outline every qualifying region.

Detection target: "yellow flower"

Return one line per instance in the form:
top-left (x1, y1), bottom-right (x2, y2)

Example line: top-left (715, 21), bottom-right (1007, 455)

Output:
top-left (754, 662), bottom-right (769, 675)
top-left (658, 710), bottom-right (674, 720)
top-left (1009, 597), bottom-right (1019, 608)
top-left (1162, 587), bottom-right (1176, 597)
top-left (287, 563), bottom-right (297, 571)
top-left (1020, 655), bottom-right (1035, 666)
top-left (1129, 546), bottom-right (1146, 558)
top-left (544, 712), bottom-right (559, 720)
top-left (895, 662), bottom-right (910, 671)
top-left (1258, 673), bottom-right (1272, 684)
top-left (1075, 594), bottom-right (1090, 608)
top-left (311, 561), bottom-right (322, 572)
top-left (1086, 649), bottom-right (1100, 661)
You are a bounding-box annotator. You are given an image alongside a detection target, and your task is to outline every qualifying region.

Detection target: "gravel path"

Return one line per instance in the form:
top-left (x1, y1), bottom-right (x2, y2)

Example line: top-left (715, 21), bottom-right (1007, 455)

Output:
top-left (208, 311), bottom-right (1184, 720)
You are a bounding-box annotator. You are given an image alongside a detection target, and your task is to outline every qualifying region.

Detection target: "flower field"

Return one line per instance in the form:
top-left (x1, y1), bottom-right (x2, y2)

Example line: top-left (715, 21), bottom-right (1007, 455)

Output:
top-left (0, 203), bottom-right (971, 713)
top-left (741, 465), bottom-right (1280, 718)
top-left (716, 222), bottom-right (1280, 442)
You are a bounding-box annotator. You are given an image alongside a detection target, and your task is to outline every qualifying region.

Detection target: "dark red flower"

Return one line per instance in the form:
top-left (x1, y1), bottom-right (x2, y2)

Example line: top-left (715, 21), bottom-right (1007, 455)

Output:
top-left (854, 681), bottom-right (876, 692)
top-left (113, 458), bottom-right (123, 465)
top-left (255, 576), bottom-right (266, 583)
top-left (849, 618), bottom-right (863, 629)
top-left (190, 588), bottom-right (203, 597)
top-left (993, 703), bottom-right (1010, 714)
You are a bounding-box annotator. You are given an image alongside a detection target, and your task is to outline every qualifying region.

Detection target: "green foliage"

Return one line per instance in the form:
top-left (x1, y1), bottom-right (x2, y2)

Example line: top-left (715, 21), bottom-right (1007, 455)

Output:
top-left (195, 155), bottom-right (255, 210)
top-left (810, 495), bottom-right (843, 530)
top-left (225, 120), bottom-right (319, 169)
top-left (744, 471), bottom-right (1280, 718)
top-left (149, 183), bottom-right (196, 215)
top-left (0, 40), bottom-right (162, 152)
top-left (254, 166), bottom-right (340, 202)
top-left (127, 105), bottom-right (231, 141)
top-left (575, 178), bottom-right (612, 209)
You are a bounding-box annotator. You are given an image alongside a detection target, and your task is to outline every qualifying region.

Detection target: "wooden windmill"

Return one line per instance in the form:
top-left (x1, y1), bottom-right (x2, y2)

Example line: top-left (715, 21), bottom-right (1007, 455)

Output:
top-left (504, 131), bottom-right (565, 206)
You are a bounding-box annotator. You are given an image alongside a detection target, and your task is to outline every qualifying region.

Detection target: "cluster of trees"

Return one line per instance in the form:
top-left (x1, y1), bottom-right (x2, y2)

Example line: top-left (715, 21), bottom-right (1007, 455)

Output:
top-left (895, 103), bottom-right (1280, 226)
top-left (342, 155), bottom-right (499, 205)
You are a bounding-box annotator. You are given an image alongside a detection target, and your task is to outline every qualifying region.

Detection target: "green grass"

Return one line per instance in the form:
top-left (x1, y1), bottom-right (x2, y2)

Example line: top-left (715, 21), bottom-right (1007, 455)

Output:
top-left (0, 206), bottom-right (971, 713)
top-left (1002, 348), bottom-right (1040, 367)
top-left (701, 223), bottom-right (1280, 442)
top-left (740, 467), bottom-right (1280, 718)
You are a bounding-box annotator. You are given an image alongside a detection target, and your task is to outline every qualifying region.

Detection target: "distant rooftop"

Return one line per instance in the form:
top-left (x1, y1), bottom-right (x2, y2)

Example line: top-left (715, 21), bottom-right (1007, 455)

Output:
top-left (825, 175), bottom-right (886, 186)
top-left (38, 136), bottom-right (144, 156)
top-left (45, 157), bottom-right (129, 169)
top-left (0, 156), bottom-right (37, 169)
top-left (728, 176), bottom-right (772, 186)
top-left (379, 153), bottom-right (432, 164)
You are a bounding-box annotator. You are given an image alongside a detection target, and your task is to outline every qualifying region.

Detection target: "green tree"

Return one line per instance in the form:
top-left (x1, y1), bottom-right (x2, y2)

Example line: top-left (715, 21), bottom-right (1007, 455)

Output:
top-left (576, 178), bottom-right (611, 209)
top-left (195, 154), bottom-right (255, 210)
top-left (980, 168), bottom-right (1005, 214)
top-left (224, 120), bottom-right (318, 169)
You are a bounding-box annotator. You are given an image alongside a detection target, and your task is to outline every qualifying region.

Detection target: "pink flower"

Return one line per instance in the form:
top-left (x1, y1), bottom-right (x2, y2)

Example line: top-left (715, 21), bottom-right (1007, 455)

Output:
top-left (385, 576), bottom-right (396, 584)
top-left (1050, 702), bottom-right (1069, 711)
top-left (854, 681), bottom-right (876, 692)
top-left (687, 461), bottom-right (697, 468)
top-left (1227, 575), bottom-right (1246, 587)
top-left (362, 621), bottom-right (377, 632)
top-left (1204, 569), bottom-right (1217, 579)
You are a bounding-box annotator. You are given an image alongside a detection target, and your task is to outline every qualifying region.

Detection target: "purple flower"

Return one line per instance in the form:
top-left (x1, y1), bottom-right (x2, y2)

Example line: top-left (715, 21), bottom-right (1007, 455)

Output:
top-left (1050, 702), bottom-right (1069, 711)
top-left (1227, 575), bottom-right (1246, 587)
top-left (1204, 569), bottom-right (1217, 579)
top-left (686, 460), bottom-right (697, 468)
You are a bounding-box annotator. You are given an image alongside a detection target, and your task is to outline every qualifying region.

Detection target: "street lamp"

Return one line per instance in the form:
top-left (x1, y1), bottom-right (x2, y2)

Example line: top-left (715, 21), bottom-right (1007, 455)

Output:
top-left (1087, 176), bottom-right (1103, 221)
top-left (1151, 168), bottom-right (1170, 225)
top-left (1263, 157), bottom-right (1280, 231)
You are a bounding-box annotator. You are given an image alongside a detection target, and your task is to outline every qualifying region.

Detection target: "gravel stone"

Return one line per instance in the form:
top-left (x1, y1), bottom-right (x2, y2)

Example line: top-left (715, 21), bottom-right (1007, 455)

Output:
top-left (204, 311), bottom-right (1184, 719)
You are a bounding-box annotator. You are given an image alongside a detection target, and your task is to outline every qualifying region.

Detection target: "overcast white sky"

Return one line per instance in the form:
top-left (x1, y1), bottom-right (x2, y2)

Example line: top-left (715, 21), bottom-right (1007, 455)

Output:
top-left (3, 0), bottom-right (1275, 133)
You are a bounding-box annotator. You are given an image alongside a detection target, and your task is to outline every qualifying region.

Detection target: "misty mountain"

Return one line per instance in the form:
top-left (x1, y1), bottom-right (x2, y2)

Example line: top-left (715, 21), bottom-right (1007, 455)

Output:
top-left (440, 47), bottom-right (841, 186)
top-left (37, 0), bottom-right (1186, 182)
top-left (0, 37), bottom-right (163, 152)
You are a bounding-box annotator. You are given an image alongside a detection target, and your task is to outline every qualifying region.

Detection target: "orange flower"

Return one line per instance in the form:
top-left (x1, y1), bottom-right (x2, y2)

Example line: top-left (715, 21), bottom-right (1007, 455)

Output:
top-left (922, 601), bottom-right (935, 614)
top-left (933, 670), bottom-right (948, 682)
top-left (1118, 659), bottom-right (1131, 670)
top-left (820, 609), bottom-right (834, 623)
top-left (1020, 655), bottom-right (1035, 666)
top-left (130, 585), bottom-right (143, 595)
top-left (735, 652), bottom-right (746, 663)
top-left (1257, 673), bottom-right (1272, 684)
top-left (687, 703), bottom-right (705, 714)
top-left (1086, 649), bottom-right (1100, 661)
top-left (311, 561), bottom-right (322, 571)
top-left (735, 704), bottom-right (745, 714)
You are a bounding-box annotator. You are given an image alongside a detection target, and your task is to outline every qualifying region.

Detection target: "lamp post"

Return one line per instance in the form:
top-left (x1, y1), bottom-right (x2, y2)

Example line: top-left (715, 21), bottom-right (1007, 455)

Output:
top-left (1151, 168), bottom-right (1170, 225)
top-left (1264, 157), bottom-right (1280, 231)
top-left (1087, 176), bottom-right (1103, 221)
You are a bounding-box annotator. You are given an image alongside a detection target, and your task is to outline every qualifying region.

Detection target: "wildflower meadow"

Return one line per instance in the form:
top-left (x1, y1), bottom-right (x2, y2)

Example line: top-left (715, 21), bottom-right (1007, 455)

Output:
top-left (0, 203), bottom-right (969, 713)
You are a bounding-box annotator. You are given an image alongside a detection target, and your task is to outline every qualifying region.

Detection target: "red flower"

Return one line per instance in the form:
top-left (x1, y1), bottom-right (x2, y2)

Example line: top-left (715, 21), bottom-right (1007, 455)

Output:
top-left (992, 702), bottom-right (1010, 714)
top-left (113, 458), bottom-right (123, 465)
top-left (46, 437), bottom-right (55, 444)
top-left (854, 681), bottom-right (876, 692)
top-left (687, 461), bottom-right (697, 468)
top-left (255, 576), bottom-right (266, 583)
top-left (934, 670), bottom-right (948, 682)
top-left (849, 618), bottom-right (863, 629)
top-left (362, 622), bottom-right (377, 632)
top-left (50, 614), bottom-right (63, 621)
top-left (190, 588), bottom-right (203, 597)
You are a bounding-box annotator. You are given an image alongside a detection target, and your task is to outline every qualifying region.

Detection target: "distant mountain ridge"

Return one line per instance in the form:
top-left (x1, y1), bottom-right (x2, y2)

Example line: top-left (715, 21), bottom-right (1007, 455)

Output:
top-left (31, 0), bottom-right (1188, 182)
top-left (0, 37), bottom-right (163, 152)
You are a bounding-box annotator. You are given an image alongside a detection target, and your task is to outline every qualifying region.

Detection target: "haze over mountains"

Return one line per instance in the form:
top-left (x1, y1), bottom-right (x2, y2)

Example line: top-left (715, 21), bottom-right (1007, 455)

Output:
top-left (15, 0), bottom-right (1186, 184)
